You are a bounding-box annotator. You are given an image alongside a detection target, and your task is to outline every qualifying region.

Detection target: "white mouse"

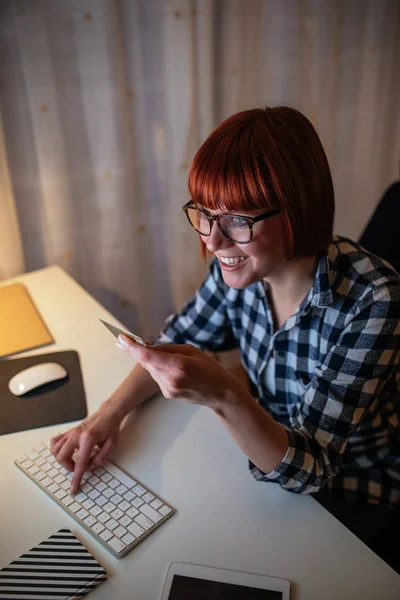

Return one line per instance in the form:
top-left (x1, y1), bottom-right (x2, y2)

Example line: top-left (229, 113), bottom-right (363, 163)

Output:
top-left (8, 362), bottom-right (68, 396)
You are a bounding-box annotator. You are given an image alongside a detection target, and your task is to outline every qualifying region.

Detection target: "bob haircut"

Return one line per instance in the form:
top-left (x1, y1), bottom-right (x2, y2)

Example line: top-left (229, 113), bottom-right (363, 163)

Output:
top-left (188, 106), bottom-right (335, 260)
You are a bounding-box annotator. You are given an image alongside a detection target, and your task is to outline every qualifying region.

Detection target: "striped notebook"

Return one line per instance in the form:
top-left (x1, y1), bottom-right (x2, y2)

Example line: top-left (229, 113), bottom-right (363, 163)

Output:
top-left (0, 528), bottom-right (107, 599)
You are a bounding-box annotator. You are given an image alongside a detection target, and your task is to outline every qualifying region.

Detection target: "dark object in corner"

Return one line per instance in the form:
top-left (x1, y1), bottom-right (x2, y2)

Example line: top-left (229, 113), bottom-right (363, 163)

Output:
top-left (359, 181), bottom-right (400, 273)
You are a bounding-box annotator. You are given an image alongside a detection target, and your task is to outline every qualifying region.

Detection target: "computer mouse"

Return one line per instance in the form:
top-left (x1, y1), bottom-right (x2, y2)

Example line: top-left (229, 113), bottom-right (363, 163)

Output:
top-left (8, 362), bottom-right (68, 396)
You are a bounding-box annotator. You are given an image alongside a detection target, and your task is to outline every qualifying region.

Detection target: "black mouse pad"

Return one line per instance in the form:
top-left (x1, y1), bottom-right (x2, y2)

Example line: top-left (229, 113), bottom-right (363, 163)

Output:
top-left (0, 350), bottom-right (87, 435)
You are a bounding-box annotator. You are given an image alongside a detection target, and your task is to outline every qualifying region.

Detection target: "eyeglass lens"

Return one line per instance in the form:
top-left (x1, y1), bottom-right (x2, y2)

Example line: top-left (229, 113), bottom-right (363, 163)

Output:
top-left (186, 208), bottom-right (251, 243)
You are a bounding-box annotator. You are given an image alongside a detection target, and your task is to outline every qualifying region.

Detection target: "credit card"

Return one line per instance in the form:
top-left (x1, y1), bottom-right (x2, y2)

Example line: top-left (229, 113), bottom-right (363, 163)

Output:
top-left (98, 318), bottom-right (150, 347)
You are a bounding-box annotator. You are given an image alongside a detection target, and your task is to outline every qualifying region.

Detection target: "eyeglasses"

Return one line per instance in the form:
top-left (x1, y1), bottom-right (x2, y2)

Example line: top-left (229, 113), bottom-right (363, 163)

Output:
top-left (182, 201), bottom-right (280, 244)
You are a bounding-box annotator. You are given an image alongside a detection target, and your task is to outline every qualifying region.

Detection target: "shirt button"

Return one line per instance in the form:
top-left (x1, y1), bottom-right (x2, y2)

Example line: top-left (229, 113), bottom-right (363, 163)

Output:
top-left (277, 351), bottom-right (285, 357)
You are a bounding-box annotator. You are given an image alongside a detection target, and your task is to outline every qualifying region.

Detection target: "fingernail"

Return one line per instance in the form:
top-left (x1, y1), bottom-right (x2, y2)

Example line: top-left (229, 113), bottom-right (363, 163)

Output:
top-left (70, 486), bottom-right (76, 496)
top-left (116, 342), bottom-right (124, 350)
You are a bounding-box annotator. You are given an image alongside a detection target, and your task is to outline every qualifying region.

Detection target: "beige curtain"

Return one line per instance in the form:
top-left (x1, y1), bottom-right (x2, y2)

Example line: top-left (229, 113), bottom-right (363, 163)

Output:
top-left (1, 0), bottom-right (399, 340)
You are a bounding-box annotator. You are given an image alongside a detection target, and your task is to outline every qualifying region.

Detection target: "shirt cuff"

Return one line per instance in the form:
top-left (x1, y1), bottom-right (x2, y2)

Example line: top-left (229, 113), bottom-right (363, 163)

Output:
top-left (249, 426), bottom-right (320, 492)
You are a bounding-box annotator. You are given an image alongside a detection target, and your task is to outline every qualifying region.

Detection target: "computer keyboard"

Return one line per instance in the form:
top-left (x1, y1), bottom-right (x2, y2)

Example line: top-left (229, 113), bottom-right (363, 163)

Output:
top-left (14, 440), bottom-right (175, 559)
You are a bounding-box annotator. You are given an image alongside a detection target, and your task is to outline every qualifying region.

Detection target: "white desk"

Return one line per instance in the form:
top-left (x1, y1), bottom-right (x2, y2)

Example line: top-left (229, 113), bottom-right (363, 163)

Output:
top-left (0, 266), bottom-right (399, 599)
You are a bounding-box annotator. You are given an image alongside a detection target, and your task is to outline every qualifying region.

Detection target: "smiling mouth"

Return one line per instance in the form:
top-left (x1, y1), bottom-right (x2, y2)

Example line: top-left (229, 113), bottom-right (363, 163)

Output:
top-left (218, 256), bottom-right (248, 266)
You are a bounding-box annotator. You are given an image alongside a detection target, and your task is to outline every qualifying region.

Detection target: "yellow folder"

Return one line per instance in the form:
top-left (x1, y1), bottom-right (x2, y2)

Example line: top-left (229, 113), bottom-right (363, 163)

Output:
top-left (0, 283), bottom-right (53, 358)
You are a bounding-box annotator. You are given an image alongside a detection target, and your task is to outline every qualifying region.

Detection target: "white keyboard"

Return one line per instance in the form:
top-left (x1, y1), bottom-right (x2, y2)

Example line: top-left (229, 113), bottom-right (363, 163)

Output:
top-left (14, 440), bottom-right (175, 558)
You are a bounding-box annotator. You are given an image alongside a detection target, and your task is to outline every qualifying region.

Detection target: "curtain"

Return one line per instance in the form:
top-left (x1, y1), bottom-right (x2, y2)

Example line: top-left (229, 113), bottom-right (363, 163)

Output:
top-left (1, 0), bottom-right (399, 340)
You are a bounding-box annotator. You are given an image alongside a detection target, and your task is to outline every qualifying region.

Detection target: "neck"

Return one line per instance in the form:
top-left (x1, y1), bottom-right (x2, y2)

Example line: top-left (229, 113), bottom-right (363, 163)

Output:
top-left (263, 254), bottom-right (318, 308)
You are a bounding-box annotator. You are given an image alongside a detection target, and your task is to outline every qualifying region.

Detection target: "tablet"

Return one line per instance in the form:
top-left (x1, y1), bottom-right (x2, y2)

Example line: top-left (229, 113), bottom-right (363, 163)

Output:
top-left (160, 562), bottom-right (290, 599)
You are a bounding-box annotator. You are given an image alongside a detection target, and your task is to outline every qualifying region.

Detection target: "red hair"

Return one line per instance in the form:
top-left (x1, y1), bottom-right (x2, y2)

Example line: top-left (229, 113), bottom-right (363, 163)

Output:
top-left (188, 106), bottom-right (335, 260)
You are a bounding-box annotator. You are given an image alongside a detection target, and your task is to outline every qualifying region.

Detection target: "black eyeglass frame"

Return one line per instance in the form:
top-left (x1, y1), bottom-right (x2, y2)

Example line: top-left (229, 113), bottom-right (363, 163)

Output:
top-left (182, 200), bottom-right (281, 244)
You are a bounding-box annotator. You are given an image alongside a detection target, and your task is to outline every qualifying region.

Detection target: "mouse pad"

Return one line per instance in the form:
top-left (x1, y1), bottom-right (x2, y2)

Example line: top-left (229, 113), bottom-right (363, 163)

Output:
top-left (0, 351), bottom-right (87, 435)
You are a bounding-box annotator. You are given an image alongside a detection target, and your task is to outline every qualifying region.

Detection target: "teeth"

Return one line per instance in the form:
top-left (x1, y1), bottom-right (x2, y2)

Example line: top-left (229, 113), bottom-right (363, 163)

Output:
top-left (219, 256), bottom-right (247, 265)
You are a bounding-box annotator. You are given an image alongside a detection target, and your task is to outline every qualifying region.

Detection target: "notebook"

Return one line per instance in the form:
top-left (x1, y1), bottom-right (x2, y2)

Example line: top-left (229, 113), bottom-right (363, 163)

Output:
top-left (0, 528), bottom-right (107, 599)
top-left (0, 283), bottom-right (54, 359)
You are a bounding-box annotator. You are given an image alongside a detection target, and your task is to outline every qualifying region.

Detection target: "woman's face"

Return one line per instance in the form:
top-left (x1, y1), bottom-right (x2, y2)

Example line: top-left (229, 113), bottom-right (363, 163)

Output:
top-left (200, 207), bottom-right (287, 289)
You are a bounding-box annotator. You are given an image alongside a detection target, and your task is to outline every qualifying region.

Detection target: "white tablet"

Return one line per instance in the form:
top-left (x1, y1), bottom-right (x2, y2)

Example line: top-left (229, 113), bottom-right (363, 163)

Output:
top-left (160, 562), bottom-right (290, 599)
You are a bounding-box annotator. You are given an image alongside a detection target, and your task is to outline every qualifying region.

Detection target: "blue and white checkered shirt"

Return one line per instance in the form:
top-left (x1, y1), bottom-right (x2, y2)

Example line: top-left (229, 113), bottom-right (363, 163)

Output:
top-left (157, 236), bottom-right (400, 508)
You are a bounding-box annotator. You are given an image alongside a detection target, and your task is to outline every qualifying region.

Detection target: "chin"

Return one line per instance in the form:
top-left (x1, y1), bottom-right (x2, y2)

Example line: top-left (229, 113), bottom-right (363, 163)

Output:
top-left (220, 270), bottom-right (259, 290)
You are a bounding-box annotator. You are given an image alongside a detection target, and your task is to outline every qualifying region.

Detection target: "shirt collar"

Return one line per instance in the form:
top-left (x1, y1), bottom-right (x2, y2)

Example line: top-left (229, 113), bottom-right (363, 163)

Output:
top-left (306, 241), bottom-right (341, 309)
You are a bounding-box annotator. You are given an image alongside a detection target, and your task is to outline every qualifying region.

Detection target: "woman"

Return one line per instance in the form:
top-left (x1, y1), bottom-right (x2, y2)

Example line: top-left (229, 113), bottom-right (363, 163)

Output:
top-left (51, 106), bottom-right (400, 554)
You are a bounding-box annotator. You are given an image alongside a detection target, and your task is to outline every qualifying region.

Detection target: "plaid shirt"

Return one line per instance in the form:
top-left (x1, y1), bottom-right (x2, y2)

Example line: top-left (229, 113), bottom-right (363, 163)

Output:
top-left (157, 236), bottom-right (400, 508)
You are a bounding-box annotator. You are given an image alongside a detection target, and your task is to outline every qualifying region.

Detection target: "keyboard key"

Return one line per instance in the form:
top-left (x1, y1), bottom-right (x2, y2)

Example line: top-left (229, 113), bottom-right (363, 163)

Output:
top-left (41, 463), bottom-right (52, 472)
top-left (62, 496), bottom-right (74, 507)
top-left (132, 497), bottom-right (144, 508)
top-left (116, 484), bottom-right (128, 495)
top-left (55, 489), bottom-right (67, 500)
top-left (92, 522), bottom-right (105, 535)
top-left (84, 515), bottom-right (97, 527)
top-left (54, 474), bottom-right (65, 484)
top-left (133, 484), bottom-right (146, 496)
top-left (88, 489), bottom-right (100, 500)
top-left (103, 502), bottom-right (115, 513)
top-left (83, 499), bottom-right (95, 510)
top-left (22, 459), bottom-right (34, 469)
top-left (27, 449), bottom-right (40, 460)
top-left (61, 480), bottom-right (70, 490)
top-left (111, 508), bottom-right (123, 521)
top-left (127, 506), bottom-right (139, 519)
top-left (90, 505), bottom-right (102, 517)
top-left (103, 487), bottom-right (114, 498)
top-left (34, 471), bottom-right (46, 482)
top-left (118, 500), bottom-right (131, 512)
top-left (108, 537), bottom-right (126, 553)
top-left (122, 532), bottom-right (136, 546)
top-left (110, 494), bottom-right (123, 505)
top-left (100, 529), bottom-right (113, 542)
top-left (76, 508), bottom-right (89, 520)
top-left (159, 505), bottom-right (172, 516)
top-left (75, 492), bottom-right (87, 503)
top-left (36, 457), bottom-right (46, 467)
top-left (106, 518), bottom-right (118, 531)
top-left (48, 468), bottom-right (59, 479)
top-left (150, 499), bottom-right (163, 510)
top-left (135, 514), bottom-right (153, 531)
top-left (81, 483), bottom-right (93, 494)
top-left (88, 475), bottom-right (101, 486)
top-left (101, 472), bottom-right (112, 483)
top-left (94, 467), bottom-right (106, 477)
top-left (128, 522), bottom-right (145, 538)
top-left (140, 503), bottom-right (162, 523)
top-left (28, 465), bottom-right (40, 475)
top-left (123, 491), bottom-right (136, 502)
top-left (48, 455), bottom-right (56, 464)
top-left (42, 477), bottom-right (52, 488)
top-left (42, 449), bottom-right (51, 458)
top-left (109, 478), bottom-right (120, 489)
top-left (33, 443), bottom-right (45, 453)
top-left (96, 495), bottom-right (108, 507)
top-left (143, 492), bottom-right (154, 503)
top-left (96, 481), bottom-right (107, 493)
top-left (69, 502), bottom-right (81, 513)
top-left (97, 511), bottom-right (110, 524)
top-left (114, 525), bottom-right (127, 538)
top-left (119, 515), bottom-right (132, 528)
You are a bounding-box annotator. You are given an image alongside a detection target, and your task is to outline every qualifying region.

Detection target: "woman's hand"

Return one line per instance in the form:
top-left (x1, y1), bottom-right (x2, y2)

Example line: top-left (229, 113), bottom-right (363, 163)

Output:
top-left (116, 336), bottom-right (246, 410)
top-left (50, 400), bottom-right (122, 494)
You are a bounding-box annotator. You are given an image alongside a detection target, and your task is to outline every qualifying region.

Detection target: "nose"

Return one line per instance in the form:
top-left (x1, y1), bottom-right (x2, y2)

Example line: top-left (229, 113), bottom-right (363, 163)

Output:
top-left (202, 223), bottom-right (234, 254)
